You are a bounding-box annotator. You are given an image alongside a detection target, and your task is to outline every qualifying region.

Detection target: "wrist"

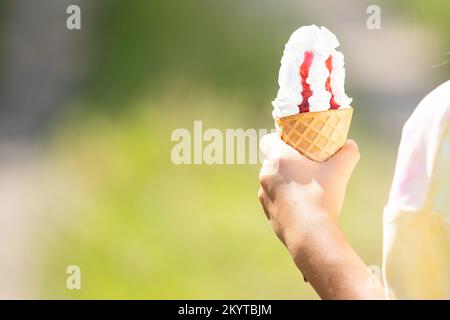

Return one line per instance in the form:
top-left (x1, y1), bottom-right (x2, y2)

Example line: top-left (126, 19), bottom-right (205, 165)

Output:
top-left (286, 220), bottom-right (386, 299)
top-left (286, 215), bottom-right (347, 272)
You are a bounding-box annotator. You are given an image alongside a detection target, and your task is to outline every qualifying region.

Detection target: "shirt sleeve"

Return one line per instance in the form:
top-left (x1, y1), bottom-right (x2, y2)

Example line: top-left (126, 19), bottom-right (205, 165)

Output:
top-left (382, 81), bottom-right (450, 299)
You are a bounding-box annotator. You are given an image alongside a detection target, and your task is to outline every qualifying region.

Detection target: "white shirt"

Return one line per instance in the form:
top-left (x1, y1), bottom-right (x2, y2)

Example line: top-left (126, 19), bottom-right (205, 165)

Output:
top-left (383, 80), bottom-right (450, 299)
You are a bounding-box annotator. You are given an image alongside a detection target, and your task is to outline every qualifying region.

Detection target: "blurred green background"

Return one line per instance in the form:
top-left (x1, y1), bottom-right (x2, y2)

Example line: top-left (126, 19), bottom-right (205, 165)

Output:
top-left (0, 0), bottom-right (448, 299)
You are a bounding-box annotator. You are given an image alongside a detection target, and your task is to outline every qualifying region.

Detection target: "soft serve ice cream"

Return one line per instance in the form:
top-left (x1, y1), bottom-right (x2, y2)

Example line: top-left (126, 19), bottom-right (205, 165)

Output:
top-left (272, 25), bottom-right (352, 118)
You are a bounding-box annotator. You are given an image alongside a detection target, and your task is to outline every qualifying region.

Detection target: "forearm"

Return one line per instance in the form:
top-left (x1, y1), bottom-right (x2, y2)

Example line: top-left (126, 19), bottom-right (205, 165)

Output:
top-left (288, 218), bottom-right (385, 300)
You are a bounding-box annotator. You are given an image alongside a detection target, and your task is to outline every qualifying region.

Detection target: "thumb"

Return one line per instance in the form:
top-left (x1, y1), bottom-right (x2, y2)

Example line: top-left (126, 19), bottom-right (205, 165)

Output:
top-left (259, 132), bottom-right (295, 159)
top-left (327, 139), bottom-right (360, 176)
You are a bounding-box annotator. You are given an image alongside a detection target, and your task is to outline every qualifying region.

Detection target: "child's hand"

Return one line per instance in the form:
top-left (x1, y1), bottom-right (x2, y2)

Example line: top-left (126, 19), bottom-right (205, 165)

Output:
top-left (258, 133), bottom-right (360, 255)
top-left (258, 134), bottom-right (385, 300)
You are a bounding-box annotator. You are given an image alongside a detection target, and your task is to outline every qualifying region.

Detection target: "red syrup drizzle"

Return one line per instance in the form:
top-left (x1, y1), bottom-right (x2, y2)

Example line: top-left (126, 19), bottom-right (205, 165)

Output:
top-left (298, 51), bottom-right (313, 113)
top-left (325, 55), bottom-right (340, 110)
top-left (298, 52), bottom-right (341, 113)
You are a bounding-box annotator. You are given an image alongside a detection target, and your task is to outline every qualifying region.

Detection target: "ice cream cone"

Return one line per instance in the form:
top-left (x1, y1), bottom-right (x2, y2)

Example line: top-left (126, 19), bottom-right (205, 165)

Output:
top-left (276, 108), bottom-right (353, 162)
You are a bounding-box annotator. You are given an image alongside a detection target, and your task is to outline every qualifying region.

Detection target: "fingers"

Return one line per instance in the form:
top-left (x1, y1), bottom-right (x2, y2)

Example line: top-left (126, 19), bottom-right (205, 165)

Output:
top-left (259, 133), bottom-right (279, 158)
top-left (259, 158), bottom-right (280, 177)
top-left (327, 139), bottom-right (360, 175)
top-left (258, 187), bottom-right (270, 220)
top-left (259, 133), bottom-right (294, 159)
top-left (259, 134), bottom-right (288, 192)
top-left (259, 133), bottom-right (311, 193)
top-left (339, 139), bottom-right (360, 166)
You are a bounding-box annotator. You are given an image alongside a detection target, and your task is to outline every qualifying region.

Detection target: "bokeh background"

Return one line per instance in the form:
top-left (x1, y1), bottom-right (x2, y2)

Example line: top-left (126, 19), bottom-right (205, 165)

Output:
top-left (0, 0), bottom-right (448, 299)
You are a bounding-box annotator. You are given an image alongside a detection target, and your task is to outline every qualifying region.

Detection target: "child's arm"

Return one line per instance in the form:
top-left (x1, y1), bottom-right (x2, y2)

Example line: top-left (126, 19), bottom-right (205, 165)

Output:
top-left (258, 133), bottom-right (385, 299)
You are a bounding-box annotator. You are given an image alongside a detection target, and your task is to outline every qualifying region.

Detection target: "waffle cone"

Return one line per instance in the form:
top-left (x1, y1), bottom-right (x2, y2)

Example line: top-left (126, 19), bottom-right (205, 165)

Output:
top-left (276, 108), bottom-right (353, 162)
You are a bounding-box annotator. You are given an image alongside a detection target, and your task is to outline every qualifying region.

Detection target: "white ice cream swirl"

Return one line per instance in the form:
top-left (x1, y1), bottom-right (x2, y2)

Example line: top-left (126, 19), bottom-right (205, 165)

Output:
top-left (272, 25), bottom-right (352, 118)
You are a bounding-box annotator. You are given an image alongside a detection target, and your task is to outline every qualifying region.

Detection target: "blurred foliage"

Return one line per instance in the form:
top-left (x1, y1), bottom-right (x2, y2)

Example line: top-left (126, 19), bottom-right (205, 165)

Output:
top-left (85, 0), bottom-right (300, 109)
top-left (393, 0), bottom-right (450, 71)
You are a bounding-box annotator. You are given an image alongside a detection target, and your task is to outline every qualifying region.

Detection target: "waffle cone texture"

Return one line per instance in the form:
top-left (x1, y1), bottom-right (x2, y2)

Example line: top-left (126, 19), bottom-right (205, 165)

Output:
top-left (276, 108), bottom-right (353, 162)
